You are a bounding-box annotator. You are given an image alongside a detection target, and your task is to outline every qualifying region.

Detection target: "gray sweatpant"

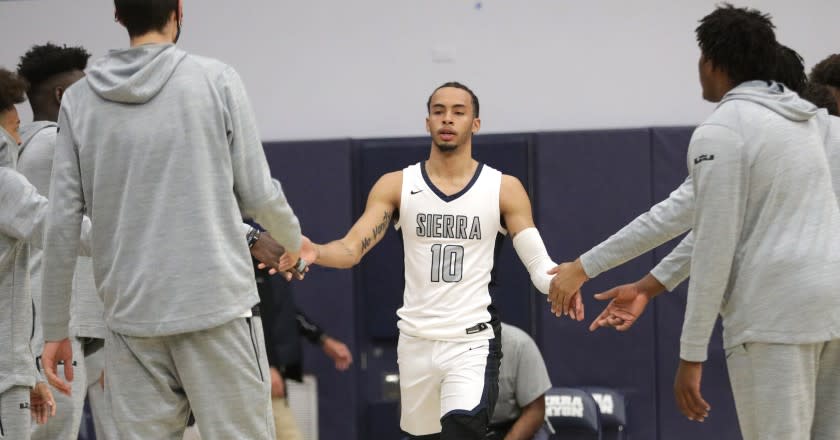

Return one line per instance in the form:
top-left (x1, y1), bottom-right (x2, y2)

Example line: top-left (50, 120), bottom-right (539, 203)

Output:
top-left (31, 337), bottom-right (85, 440)
top-left (85, 346), bottom-right (119, 440)
top-left (0, 386), bottom-right (30, 439)
top-left (726, 340), bottom-right (840, 440)
top-left (105, 317), bottom-right (275, 440)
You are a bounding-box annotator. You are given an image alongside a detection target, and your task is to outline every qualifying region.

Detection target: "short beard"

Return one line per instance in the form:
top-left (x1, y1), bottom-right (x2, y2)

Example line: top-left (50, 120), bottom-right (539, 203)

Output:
top-left (434, 141), bottom-right (458, 152)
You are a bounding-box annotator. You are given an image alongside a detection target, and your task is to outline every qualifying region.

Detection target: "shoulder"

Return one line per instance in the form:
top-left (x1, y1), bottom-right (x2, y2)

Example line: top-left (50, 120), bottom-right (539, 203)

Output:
top-left (499, 173), bottom-right (529, 206)
top-left (184, 53), bottom-right (231, 74)
top-left (370, 170), bottom-right (403, 208)
top-left (184, 54), bottom-right (242, 89)
top-left (500, 174), bottom-right (525, 191)
top-left (378, 170), bottom-right (403, 187)
top-left (690, 117), bottom-right (742, 148)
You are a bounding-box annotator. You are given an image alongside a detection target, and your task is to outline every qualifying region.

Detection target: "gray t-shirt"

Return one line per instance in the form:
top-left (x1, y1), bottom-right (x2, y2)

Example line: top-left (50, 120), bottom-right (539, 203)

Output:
top-left (491, 323), bottom-right (552, 424)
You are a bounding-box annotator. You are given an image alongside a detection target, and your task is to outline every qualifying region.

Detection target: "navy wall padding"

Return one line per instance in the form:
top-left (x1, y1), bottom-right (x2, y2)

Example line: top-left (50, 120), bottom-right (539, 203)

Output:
top-left (354, 137), bottom-right (427, 341)
top-left (263, 139), bottom-right (358, 440)
top-left (649, 127), bottom-right (742, 440)
top-left (255, 128), bottom-right (751, 440)
top-left (535, 129), bottom-right (658, 440)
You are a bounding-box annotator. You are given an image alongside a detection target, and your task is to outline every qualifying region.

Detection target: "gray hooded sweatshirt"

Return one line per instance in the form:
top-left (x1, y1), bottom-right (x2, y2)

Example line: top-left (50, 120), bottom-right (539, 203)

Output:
top-left (579, 82), bottom-right (840, 361)
top-left (42, 43), bottom-right (301, 339)
top-left (648, 109), bottom-right (840, 292)
top-left (18, 122), bottom-right (105, 357)
top-left (680, 81), bottom-right (840, 361)
top-left (0, 127), bottom-right (48, 394)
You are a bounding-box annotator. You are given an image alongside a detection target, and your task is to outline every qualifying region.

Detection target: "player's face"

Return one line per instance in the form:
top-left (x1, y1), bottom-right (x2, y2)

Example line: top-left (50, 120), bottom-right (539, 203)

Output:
top-left (426, 87), bottom-right (480, 152)
top-left (0, 107), bottom-right (22, 145)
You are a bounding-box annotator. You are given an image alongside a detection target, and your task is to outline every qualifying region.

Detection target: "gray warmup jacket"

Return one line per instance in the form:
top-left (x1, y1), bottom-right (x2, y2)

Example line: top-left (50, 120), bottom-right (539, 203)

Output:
top-left (18, 123), bottom-right (105, 361)
top-left (0, 128), bottom-right (47, 393)
top-left (42, 43), bottom-right (301, 339)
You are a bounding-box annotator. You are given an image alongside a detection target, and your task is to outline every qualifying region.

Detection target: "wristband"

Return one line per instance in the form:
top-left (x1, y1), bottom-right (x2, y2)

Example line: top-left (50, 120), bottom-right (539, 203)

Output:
top-left (294, 257), bottom-right (308, 273)
top-left (247, 228), bottom-right (261, 248)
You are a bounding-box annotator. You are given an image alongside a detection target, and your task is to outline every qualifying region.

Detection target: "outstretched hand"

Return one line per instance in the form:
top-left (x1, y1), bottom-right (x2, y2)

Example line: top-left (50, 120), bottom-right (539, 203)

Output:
top-left (250, 231), bottom-right (285, 274)
top-left (588, 283), bottom-right (651, 332)
top-left (547, 260), bottom-right (589, 320)
top-left (254, 232), bottom-right (312, 281)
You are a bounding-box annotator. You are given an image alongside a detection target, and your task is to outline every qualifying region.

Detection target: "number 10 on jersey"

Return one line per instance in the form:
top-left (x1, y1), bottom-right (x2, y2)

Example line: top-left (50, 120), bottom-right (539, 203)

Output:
top-left (430, 244), bottom-right (464, 282)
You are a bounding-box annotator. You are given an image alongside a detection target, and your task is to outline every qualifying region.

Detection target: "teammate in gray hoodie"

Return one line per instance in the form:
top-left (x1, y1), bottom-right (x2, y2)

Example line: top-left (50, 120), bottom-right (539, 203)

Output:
top-left (810, 53), bottom-right (840, 113)
top-left (16, 42), bottom-right (121, 440)
top-left (39, 2), bottom-right (302, 439)
top-left (547, 6), bottom-right (840, 439)
top-left (0, 68), bottom-right (56, 440)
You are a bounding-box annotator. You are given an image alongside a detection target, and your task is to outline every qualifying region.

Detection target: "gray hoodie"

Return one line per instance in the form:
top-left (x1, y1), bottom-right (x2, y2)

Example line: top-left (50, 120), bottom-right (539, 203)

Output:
top-left (0, 128), bottom-right (47, 394)
top-left (42, 44), bottom-right (301, 339)
top-left (578, 82), bottom-right (840, 361)
top-left (680, 81), bottom-right (840, 361)
top-left (648, 109), bottom-right (840, 292)
top-left (18, 123), bottom-right (105, 355)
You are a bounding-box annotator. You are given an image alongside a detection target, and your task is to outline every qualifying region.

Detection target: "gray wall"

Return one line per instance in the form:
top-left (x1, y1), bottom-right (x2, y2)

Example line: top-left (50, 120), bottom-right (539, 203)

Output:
top-left (1, 0), bottom-right (838, 141)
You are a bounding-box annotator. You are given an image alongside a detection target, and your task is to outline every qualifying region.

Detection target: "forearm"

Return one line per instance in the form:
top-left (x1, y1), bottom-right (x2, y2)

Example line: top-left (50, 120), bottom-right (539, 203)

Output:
top-left (244, 183), bottom-right (302, 253)
top-left (636, 272), bottom-right (667, 300)
top-left (223, 68), bottom-right (302, 253)
top-left (0, 167), bottom-right (49, 243)
top-left (513, 227), bottom-right (557, 294)
top-left (41, 106), bottom-right (85, 341)
top-left (314, 239), bottom-right (360, 269)
top-left (296, 310), bottom-right (325, 344)
top-left (41, 214), bottom-right (83, 340)
top-left (505, 399), bottom-right (545, 440)
top-left (580, 178), bottom-right (694, 278)
top-left (650, 232), bottom-right (693, 291)
top-left (680, 124), bottom-right (744, 362)
top-left (314, 207), bottom-right (394, 269)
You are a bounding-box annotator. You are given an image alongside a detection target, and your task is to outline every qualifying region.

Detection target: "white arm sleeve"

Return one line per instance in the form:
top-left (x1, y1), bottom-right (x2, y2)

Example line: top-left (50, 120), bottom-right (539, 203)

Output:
top-left (512, 227), bottom-right (557, 295)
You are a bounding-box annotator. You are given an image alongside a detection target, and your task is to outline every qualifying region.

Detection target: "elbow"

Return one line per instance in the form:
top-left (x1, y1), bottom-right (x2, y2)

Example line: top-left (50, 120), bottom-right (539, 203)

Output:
top-left (345, 253), bottom-right (363, 269)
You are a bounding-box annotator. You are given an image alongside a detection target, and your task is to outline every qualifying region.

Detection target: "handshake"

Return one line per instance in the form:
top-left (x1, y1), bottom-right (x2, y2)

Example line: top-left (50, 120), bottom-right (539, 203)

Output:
top-left (546, 259), bottom-right (663, 332)
top-left (248, 230), bottom-right (318, 282)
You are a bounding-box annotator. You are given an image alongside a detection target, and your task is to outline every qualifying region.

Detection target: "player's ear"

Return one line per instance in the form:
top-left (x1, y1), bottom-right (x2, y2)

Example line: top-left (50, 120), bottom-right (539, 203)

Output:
top-left (426, 117), bottom-right (432, 134)
top-left (472, 117), bottom-right (481, 134)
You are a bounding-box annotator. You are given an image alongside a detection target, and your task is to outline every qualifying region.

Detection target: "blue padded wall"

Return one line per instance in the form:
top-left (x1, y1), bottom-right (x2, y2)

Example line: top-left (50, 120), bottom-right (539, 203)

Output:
top-left (649, 127), bottom-right (741, 440)
top-left (256, 128), bottom-right (751, 440)
top-left (535, 129), bottom-right (658, 440)
top-left (263, 140), bottom-right (358, 440)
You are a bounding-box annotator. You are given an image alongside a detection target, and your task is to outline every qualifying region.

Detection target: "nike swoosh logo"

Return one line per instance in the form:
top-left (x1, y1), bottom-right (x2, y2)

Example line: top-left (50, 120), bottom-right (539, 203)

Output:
top-left (411, 189), bottom-right (423, 195)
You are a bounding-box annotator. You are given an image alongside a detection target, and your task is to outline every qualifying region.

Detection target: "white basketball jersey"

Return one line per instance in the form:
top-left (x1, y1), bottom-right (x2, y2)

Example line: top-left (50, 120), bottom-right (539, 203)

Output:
top-left (395, 161), bottom-right (506, 342)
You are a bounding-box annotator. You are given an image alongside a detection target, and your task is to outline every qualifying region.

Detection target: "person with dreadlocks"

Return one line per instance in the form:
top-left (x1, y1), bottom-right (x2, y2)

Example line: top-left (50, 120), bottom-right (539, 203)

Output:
top-left (0, 67), bottom-right (57, 439)
top-left (810, 53), bottom-right (840, 115)
top-left (803, 81), bottom-right (839, 117)
top-left (546, 5), bottom-right (840, 438)
top-left (16, 42), bottom-right (119, 440)
top-left (543, 41), bottom-right (813, 316)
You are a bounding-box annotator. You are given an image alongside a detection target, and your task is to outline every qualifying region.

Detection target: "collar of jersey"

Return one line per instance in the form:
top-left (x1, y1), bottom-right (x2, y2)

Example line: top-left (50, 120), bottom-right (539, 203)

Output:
top-left (420, 161), bottom-right (485, 203)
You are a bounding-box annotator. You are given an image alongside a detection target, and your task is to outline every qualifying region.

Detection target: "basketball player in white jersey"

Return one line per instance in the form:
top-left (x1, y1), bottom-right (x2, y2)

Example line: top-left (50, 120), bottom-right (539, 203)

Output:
top-left (298, 82), bottom-right (583, 439)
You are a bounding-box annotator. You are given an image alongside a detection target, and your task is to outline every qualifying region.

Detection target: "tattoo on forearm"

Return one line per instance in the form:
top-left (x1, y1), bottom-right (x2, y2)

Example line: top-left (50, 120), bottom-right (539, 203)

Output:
top-left (361, 211), bottom-right (392, 253)
top-left (339, 241), bottom-right (354, 258)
